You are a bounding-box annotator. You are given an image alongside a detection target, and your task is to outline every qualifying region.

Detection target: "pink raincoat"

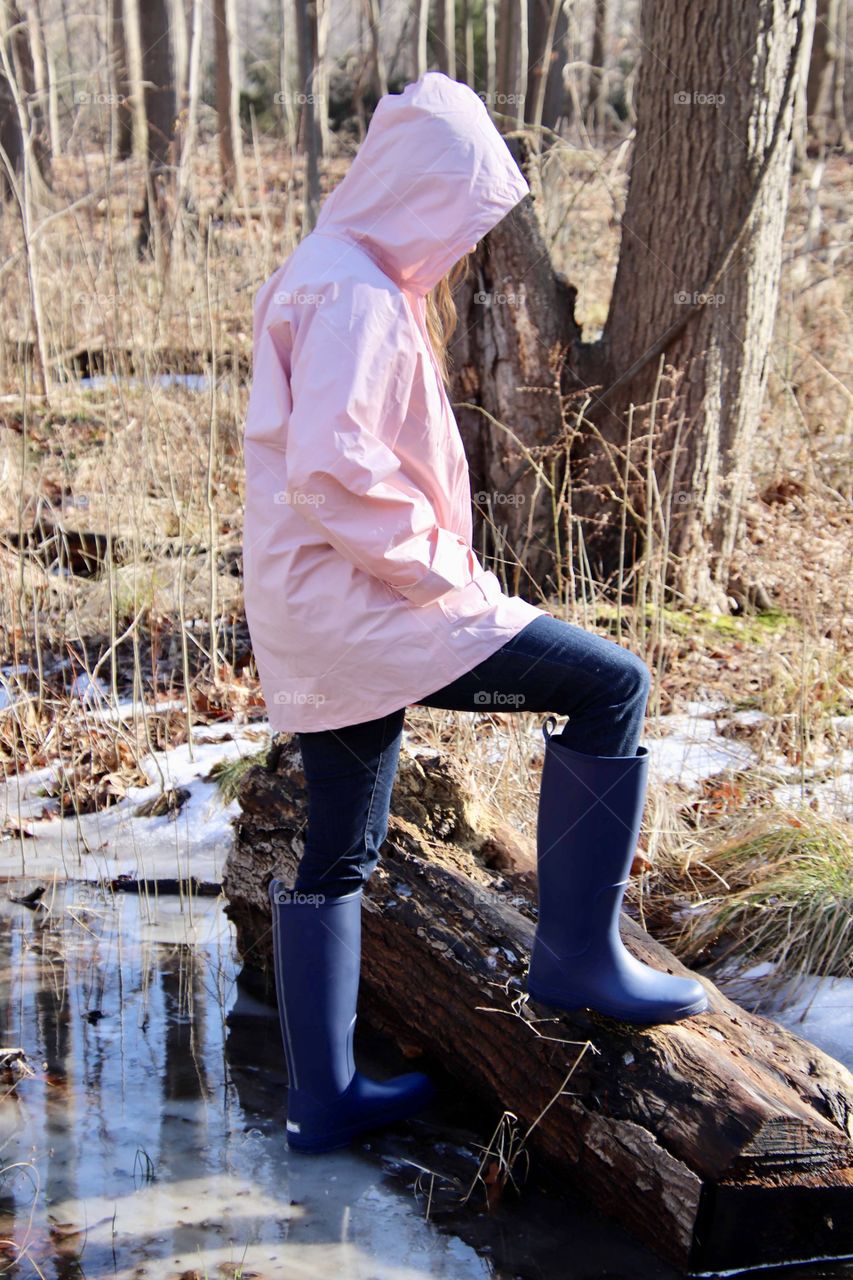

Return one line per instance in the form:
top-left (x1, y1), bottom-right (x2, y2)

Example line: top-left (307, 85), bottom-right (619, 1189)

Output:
top-left (243, 71), bottom-right (546, 732)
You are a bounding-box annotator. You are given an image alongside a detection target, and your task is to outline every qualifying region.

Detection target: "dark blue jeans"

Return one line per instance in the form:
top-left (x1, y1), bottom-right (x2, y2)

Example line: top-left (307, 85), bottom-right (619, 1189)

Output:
top-left (293, 614), bottom-right (651, 898)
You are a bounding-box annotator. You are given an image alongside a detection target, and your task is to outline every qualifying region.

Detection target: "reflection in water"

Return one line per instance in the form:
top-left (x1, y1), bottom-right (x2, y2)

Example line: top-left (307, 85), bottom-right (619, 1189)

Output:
top-left (0, 882), bottom-right (495, 1279)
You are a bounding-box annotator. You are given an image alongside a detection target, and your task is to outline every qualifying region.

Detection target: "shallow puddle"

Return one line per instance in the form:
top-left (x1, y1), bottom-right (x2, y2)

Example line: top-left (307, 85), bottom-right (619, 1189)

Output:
top-left (0, 878), bottom-right (713, 1280)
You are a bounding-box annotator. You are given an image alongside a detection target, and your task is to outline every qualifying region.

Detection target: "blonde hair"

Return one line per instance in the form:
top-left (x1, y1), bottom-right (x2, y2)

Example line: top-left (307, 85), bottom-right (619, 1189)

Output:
top-left (425, 252), bottom-right (473, 385)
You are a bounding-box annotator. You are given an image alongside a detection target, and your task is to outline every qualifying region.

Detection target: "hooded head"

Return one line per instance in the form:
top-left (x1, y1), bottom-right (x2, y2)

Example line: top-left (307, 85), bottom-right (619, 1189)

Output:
top-left (313, 71), bottom-right (530, 296)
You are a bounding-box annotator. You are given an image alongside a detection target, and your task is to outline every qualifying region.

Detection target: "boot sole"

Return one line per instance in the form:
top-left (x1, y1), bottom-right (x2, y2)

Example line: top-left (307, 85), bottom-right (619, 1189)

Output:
top-left (286, 1086), bottom-right (436, 1154)
top-left (526, 981), bottom-right (709, 1026)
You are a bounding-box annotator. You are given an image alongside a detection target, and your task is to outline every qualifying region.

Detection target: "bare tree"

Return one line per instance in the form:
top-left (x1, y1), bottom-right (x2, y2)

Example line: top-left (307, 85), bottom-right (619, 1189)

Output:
top-left (170, 0), bottom-right (188, 114)
top-left (483, 0), bottom-right (496, 106)
top-left (295, 0), bottom-right (327, 228)
top-left (31, 0), bottom-right (58, 157)
top-left (175, 0), bottom-right (203, 223)
top-left (412, 0), bottom-right (428, 80)
top-left (213, 0), bottom-right (246, 203)
top-left (123, 0), bottom-right (149, 159)
top-left (435, 0), bottom-right (456, 78)
top-left (573, 0), bottom-right (815, 609)
top-left (805, 0), bottom-right (848, 148)
top-left (137, 0), bottom-right (175, 257)
top-left (278, 0), bottom-right (295, 145)
top-left (527, 0), bottom-right (568, 133)
top-left (363, 0), bottom-right (388, 99)
top-left (0, 62), bottom-right (22, 199)
top-left (110, 0), bottom-right (134, 160)
top-left (460, 0), bottom-right (474, 86)
top-left (5, 0), bottom-right (49, 185)
top-left (585, 0), bottom-right (607, 131)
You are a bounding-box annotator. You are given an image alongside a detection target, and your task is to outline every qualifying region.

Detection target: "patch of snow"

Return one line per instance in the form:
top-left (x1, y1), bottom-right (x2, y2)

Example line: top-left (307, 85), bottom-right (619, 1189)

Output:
top-left (0, 717), bottom-right (273, 884)
top-left (683, 698), bottom-right (730, 717)
top-left (646, 712), bottom-right (757, 787)
top-left (713, 957), bottom-right (853, 1071)
top-left (728, 709), bottom-right (770, 726)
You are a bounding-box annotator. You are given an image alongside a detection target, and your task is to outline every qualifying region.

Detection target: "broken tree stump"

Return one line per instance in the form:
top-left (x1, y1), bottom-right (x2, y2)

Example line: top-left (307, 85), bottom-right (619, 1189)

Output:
top-left (223, 737), bottom-right (853, 1275)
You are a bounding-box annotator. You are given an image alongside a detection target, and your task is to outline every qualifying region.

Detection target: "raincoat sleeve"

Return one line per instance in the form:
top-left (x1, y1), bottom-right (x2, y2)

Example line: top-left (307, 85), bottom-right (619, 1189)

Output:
top-left (278, 280), bottom-right (485, 607)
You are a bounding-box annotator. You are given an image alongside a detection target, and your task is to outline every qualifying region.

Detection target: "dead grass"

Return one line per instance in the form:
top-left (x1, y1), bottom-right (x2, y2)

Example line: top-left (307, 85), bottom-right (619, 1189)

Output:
top-left (652, 807), bottom-right (852, 1004)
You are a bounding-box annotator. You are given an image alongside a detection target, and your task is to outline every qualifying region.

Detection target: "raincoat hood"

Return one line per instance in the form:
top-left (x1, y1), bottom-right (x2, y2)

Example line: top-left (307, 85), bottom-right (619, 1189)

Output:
top-left (313, 71), bottom-right (531, 296)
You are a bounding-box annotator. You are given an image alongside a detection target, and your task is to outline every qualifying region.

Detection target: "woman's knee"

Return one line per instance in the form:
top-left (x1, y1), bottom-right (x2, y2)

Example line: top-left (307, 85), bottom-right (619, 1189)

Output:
top-left (617, 651), bottom-right (652, 706)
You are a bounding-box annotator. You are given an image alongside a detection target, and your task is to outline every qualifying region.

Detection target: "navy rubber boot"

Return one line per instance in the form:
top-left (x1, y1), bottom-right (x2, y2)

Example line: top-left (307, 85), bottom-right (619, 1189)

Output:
top-left (268, 879), bottom-right (435, 1152)
top-left (527, 716), bottom-right (710, 1025)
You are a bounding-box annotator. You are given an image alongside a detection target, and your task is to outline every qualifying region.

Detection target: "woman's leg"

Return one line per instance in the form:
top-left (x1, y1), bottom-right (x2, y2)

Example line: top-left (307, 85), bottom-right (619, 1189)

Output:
top-left (415, 614), bottom-right (651, 756)
top-left (294, 709), bottom-right (407, 896)
top-left (270, 706), bottom-right (433, 1151)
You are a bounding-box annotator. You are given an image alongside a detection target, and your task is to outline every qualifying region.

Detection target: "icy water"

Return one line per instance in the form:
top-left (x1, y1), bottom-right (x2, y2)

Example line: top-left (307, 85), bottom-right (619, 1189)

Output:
top-left (0, 878), bottom-right (709, 1280)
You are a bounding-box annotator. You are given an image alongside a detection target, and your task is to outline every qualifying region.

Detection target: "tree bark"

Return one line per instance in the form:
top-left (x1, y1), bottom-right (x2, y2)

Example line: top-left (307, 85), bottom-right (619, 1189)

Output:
top-left (435, 0), bottom-right (456, 79)
top-left (110, 0), bottom-right (134, 161)
top-left (363, 0), bottom-right (388, 100)
top-left (0, 64), bottom-right (22, 199)
top-left (449, 132), bottom-right (583, 603)
top-left (213, 0), bottom-right (245, 203)
top-left (585, 0), bottom-right (607, 131)
top-left (6, 0), bottom-right (49, 185)
top-left (570, 0), bottom-right (814, 611)
top-left (136, 0), bottom-right (175, 257)
top-left (526, 0), bottom-right (569, 133)
top-left (805, 0), bottom-right (847, 148)
top-left (412, 0), bottom-right (428, 81)
top-left (224, 742), bottom-right (853, 1275)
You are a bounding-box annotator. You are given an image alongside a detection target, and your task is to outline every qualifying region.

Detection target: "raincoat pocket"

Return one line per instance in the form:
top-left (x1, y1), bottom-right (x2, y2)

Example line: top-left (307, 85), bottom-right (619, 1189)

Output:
top-left (436, 570), bottom-right (505, 624)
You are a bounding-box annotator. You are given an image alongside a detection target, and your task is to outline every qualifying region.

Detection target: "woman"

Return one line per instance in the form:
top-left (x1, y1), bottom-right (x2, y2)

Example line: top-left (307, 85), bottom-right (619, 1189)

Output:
top-left (243, 72), bottom-right (709, 1154)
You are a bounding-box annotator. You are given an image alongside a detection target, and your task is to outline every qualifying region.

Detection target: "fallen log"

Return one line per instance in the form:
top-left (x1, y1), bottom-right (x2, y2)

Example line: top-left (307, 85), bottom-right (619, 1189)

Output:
top-left (223, 736), bottom-right (853, 1275)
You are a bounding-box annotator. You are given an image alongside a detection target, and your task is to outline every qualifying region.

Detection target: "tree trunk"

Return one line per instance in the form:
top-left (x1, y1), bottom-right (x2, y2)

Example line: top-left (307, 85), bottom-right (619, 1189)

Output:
top-left (223, 742), bottom-right (853, 1276)
top-left (571, 0), bottom-right (815, 611)
top-left (805, 0), bottom-right (846, 148)
top-left (0, 65), bottom-right (22, 198)
top-left (459, 0), bottom-right (474, 87)
top-left (173, 0), bottom-right (203, 243)
top-left (136, 0), bottom-right (174, 258)
top-left (435, 0), bottom-right (456, 79)
top-left (6, 0), bottom-right (49, 185)
top-left (449, 132), bottom-right (582, 603)
top-left (412, 0), bottom-right (428, 80)
top-left (483, 0), bottom-right (496, 105)
top-left (295, 0), bottom-right (323, 229)
top-left (363, 0), bottom-right (388, 100)
top-left (170, 0), bottom-right (188, 118)
top-left (278, 0), bottom-right (295, 145)
top-left (585, 0), bottom-right (607, 131)
top-left (213, 0), bottom-right (245, 203)
top-left (122, 0), bottom-right (149, 159)
top-left (110, 0), bottom-right (134, 161)
top-left (526, 0), bottom-right (569, 133)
